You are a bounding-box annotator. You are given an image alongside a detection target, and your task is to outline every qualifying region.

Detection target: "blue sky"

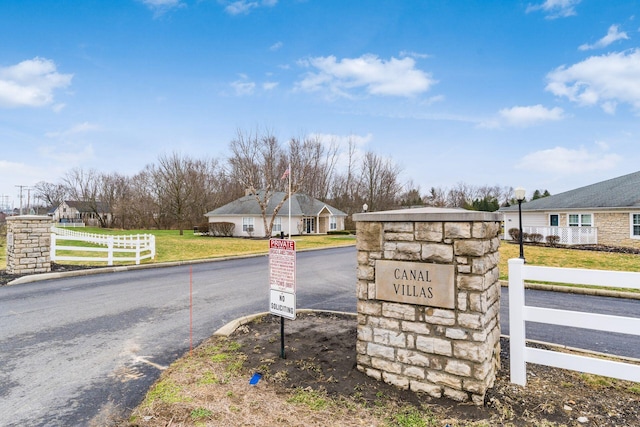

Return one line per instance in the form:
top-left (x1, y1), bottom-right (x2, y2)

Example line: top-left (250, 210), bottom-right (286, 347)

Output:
top-left (2, 0), bottom-right (640, 210)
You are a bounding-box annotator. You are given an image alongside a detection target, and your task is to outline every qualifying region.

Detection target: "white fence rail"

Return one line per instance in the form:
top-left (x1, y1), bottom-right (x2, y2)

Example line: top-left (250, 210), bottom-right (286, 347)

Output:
top-left (508, 258), bottom-right (640, 386)
top-left (522, 226), bottom-right (597, 245)
top-left (50, 226), bottom-right (155, 266)
top-left (55, 221), bottom-right (86, 228)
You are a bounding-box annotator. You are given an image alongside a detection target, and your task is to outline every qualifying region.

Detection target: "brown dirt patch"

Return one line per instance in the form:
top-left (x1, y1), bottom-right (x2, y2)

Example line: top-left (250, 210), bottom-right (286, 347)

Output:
top-left (127, 311), bottom-right (640, 426)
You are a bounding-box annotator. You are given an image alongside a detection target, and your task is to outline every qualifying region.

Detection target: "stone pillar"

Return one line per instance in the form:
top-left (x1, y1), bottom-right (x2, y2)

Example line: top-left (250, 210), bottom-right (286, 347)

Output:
top-left (6, 215), bottom-right (52, 275)
top-left (353, 207), bottom-right (502, 405)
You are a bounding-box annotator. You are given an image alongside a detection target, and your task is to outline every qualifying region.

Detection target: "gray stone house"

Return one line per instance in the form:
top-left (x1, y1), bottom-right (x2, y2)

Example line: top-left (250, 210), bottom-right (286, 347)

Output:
top-left (499, 170), bottom-right (640, 248)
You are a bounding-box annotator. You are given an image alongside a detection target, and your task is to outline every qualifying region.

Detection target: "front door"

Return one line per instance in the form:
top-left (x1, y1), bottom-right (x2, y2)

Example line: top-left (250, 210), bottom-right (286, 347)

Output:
top-left (550, 214), bottom-right (559, 226)
top-left (304, 218), bottom-right (315, 233)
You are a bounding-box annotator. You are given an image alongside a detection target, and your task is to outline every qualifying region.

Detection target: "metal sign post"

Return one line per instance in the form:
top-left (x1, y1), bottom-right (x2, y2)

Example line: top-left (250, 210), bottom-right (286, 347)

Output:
top-left (269, 238), bottom-right (296, 358)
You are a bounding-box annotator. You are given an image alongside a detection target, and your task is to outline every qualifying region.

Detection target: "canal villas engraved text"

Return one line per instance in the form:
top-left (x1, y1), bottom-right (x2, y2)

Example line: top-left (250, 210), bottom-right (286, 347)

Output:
top-left (375, 260), bottom-right (455, 308)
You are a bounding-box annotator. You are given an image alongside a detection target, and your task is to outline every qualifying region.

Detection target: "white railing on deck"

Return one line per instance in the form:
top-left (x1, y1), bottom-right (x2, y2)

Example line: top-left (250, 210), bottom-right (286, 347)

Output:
top-left (50, 226), bottom-right (155, 266)
top-left (508, 258), bottom-right (640, 386)
top-left (522, 226), bottom-right (597, 245)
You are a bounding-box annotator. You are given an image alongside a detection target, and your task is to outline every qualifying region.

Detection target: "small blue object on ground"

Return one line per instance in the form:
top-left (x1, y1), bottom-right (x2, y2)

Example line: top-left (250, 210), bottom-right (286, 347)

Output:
top-left (249, 373), bottom-right (262, 385)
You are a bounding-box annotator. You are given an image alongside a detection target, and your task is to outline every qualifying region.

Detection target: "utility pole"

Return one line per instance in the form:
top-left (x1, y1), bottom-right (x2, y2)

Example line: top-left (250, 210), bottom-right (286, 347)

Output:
top-left (15, 185), bottom-right (28, 215)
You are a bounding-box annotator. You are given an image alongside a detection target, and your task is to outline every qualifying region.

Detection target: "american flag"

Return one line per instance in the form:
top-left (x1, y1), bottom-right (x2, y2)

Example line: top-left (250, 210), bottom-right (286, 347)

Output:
top-left (280, 167), bottom-right (290, 180)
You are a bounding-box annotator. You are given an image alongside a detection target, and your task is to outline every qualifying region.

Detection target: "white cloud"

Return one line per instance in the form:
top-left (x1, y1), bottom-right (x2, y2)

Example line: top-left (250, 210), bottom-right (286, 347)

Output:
top-left (546, 48), bottom-right (640, 114)
top-left (262, 81), bottom-right (278, 90)
top-left (579, 25), bottom-right (629, 51)
top-left (223, 0), bottom-right (277, 15)
top-left (140, 0), bottom-right (184, 15)
top-left (502, 105), bottom-right (565, 127)
top-left (526, 0), bottom-right (580, 19)
top-left (399, 50), bottom-right (431, 60)
top-left (0, 57), bottom-right (73, 108)
top-left (231, 76), bottom-right (256, 95)
top-left (517, 145), bottom-right (621, 173)
top-left (45, 122), bottom-right (100, 138)
top-left (296, 54), bottom-right (436, 98)
top-left (479, 105), bottom-right (565, 128)
top-left (38, 142), bottom-right (95, 164)
top-left (270, 41), bottom-right (283, 51)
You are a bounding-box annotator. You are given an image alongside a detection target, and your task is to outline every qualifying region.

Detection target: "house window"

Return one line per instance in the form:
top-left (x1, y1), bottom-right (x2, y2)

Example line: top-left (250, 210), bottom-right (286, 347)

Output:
top-left (568, 214), bottom-right (592, 227)
top-left (273, 217), bottom-right (282, 233)
top-left (242, 217), bottom-right (254, 232)
top-left (632, 214), bottom-right (640, 238)
top-left (329, 216), bottom-right (337, 230)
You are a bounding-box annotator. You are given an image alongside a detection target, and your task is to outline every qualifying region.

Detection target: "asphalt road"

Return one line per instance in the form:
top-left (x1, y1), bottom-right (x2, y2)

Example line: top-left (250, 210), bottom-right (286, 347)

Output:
top-left (1, 245), bottom-right (639, 426)
top-left (0, 247), bottom-right (357, 427)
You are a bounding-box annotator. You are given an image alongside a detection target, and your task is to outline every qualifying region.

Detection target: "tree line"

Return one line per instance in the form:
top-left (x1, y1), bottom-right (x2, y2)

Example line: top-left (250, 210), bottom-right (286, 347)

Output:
top-left (31, 129), bottom-right (549, 232)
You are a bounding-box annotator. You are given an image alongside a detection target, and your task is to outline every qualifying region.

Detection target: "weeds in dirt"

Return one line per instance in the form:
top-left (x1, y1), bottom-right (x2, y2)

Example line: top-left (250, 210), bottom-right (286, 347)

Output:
top-left (126, 314), bottom-right (640, 427)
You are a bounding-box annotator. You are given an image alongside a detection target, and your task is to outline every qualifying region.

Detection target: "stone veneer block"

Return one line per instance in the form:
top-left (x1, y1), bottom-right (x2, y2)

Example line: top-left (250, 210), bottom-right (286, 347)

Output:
top-left (353, 207), bottom-right (502, 405)
top-left (6, 215), bottom-right (53, 276)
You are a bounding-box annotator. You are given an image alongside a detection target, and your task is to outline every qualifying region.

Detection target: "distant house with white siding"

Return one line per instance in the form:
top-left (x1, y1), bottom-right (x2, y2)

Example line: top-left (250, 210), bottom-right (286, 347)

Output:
top-left (499, 171), bottom-right (640, 248)
top-left (52, 201), bottom-right (112, 227)
top-left (204, 191), bottom-right (347, 237)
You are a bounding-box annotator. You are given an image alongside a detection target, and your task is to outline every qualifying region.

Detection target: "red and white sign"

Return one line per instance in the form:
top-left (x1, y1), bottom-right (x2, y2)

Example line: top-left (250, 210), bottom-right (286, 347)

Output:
top-left (269, 238), bottom-right (296, 319)
top-left (269, 238), bottom-right (296, 293)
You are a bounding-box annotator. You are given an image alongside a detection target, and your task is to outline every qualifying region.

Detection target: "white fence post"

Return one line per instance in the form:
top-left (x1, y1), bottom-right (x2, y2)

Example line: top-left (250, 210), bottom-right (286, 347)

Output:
top-left (508, 258), bottom-right (526, 386)
top-left (135, 234), bottom-right (140, 265)
top-left (50, 233), bottom-right (57, 263)
top-left (107, 236), bottom-right (114, 266)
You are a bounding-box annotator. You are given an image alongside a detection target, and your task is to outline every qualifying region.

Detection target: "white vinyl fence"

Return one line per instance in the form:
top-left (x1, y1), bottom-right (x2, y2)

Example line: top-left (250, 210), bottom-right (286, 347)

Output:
top-left (50, 226), bottom-right (155, 266)
top-left (508, 258), bottom-right (640, 386)
top-left (522, 226), bottom-right (597, 245)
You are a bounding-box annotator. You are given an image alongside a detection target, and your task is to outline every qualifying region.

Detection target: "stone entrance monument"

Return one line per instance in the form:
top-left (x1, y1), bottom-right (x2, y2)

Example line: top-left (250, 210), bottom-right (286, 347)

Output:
top-left (5, 215), bottom-right (52, 275)
top-left (353, 207), bottom-right (502, 405)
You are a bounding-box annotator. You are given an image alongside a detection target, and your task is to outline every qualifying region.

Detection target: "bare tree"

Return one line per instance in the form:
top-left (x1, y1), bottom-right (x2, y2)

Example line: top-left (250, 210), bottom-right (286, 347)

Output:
top-left (423, 186), bottom-right (448, 207)
top-left (33, 181), bottom-right (67, 208)
top-left (149, 153), bottom-right (205, 235)
top-left (63, 168), bottom-right (111, 227)
top-left (359, 151), bottom-right (403, 212)
top-left (227, 129), bottom-right (324, 237)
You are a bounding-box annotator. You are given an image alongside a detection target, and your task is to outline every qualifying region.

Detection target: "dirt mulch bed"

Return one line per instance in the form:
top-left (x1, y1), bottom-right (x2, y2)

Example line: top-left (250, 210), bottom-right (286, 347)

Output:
top-left (128, 312), bottom-right (640, 427)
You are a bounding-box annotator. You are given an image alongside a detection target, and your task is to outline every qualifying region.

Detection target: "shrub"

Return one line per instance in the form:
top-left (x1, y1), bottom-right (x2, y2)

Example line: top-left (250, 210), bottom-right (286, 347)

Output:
top-left (210, 222), bottom-right (235, 237)
top-left (194, 221), bottom-right (210, 234)
top-left (327, 230), bottom-right (350, 235)
top-left (528, 233), bottom-right (543, 243)
top-left (546, 235), bottom-right (560, 246)
top-left (508, 228), bottom-right (520, 241)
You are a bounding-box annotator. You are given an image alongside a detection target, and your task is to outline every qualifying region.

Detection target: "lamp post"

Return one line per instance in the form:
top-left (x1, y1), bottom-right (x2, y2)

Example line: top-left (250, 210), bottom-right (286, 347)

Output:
top-left (514, 187), bottom-right (526, 260)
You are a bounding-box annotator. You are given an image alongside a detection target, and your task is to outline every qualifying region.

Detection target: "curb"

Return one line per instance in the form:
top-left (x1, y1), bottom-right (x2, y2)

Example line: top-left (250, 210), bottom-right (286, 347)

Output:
top-left (213, 309), bottom-right (357, 337)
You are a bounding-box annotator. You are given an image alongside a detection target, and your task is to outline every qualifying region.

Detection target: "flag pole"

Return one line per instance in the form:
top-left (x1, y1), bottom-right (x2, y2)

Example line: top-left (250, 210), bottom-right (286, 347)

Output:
top-left (287, 160), bottom-right (291, 239)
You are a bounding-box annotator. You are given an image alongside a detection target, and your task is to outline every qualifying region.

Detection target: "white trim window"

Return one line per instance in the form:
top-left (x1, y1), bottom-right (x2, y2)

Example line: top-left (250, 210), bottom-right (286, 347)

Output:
top-left (631, 213), bottom-right (640, 238)
top-left (273, 217), bottom-right (282, 233)
top-left (242, 217), bottom-right (254, 232)
top-left (568, 213), bottom-right (592, 227)
top-left (329, 215), bottom-right (337, 231)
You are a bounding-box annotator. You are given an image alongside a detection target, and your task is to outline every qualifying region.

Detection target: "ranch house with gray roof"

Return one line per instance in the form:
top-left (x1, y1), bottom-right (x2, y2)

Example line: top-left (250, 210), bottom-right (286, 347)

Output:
top-left (204, 191), bottom-right (347, 237)
top-left (499, 170), bottom-right (640, 249)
